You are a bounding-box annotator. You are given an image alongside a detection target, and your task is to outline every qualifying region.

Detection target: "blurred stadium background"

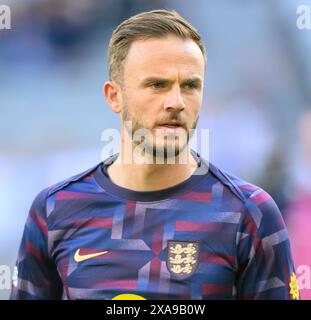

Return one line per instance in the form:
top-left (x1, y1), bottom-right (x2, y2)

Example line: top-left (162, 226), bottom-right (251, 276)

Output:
top-left (0, 0), bottom-right (311, 299)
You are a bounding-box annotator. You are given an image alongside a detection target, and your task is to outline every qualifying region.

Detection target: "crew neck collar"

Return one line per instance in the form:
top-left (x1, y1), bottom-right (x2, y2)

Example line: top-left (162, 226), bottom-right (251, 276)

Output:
top-left (93, 149), bottom-right (209, 202)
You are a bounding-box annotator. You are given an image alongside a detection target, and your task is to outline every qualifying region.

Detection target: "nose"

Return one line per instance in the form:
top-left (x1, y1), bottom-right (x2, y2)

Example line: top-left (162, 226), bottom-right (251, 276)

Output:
top-left (163, 85), bottom-right (186, 112)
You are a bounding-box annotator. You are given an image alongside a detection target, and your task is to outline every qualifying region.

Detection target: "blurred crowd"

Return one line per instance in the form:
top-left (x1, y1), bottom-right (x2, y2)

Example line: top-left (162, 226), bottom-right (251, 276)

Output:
top-left (0, 0), bottom-right (167, 64)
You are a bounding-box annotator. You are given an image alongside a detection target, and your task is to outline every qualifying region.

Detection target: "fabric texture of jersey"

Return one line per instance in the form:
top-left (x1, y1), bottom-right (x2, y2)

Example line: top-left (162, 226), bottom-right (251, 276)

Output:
top-left (10, 151), bottom-right (298, 300)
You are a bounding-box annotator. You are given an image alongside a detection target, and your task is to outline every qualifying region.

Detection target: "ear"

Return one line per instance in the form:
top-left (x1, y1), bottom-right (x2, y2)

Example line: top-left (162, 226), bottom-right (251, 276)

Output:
top-left (103, 81), bottom-right (122, 114)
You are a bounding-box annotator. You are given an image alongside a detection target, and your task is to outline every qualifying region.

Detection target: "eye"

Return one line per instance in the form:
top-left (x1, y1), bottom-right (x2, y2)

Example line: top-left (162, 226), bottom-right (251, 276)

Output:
top-left (184, 82), bottom-right (198, 90)
top-left (150, 82), bottom-right (165, 89)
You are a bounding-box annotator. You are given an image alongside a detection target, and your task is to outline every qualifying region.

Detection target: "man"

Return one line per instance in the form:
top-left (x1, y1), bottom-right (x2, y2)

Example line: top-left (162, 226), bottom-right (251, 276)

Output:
top-left (11, 9), bottom-right (298, 300)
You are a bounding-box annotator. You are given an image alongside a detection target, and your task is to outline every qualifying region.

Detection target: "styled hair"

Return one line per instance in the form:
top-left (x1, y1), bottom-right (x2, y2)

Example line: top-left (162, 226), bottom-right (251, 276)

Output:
top-left (108, 9), bottom-right (206, 83)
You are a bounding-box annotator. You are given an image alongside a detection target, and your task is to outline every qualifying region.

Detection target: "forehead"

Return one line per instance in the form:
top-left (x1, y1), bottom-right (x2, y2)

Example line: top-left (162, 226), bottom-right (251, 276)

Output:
top-left (123, 36), bottom-right (205, 78)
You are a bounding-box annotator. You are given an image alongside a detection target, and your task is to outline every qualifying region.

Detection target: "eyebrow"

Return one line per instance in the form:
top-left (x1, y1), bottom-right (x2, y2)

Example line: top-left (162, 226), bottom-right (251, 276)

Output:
top-left (139, 76), bottom-right (203, 87)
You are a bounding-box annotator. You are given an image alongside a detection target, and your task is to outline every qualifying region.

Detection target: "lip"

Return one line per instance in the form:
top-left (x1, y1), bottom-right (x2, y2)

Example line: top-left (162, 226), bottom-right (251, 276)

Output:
top-left (158, 125), bottom-right (181, 128)
top-left (160, 121), bottom-right (181, 125)
top-left (156, 121), bottom-right (185, 128)
top-left (154, 124), bottom-right (185, 133)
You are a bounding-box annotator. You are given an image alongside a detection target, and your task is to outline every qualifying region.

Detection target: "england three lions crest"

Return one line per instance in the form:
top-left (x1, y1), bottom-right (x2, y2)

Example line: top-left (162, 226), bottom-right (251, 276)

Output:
top-left (167, 240), bottom-right (200, 280)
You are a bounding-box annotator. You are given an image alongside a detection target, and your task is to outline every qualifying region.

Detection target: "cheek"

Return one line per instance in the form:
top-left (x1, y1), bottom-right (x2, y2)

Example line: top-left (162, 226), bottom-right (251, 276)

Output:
top-left (185, 95), bottom-right (202, 114)
top-left (125, 90), bottom-right (156, 111)
top-left (124, 93), bottom-right (159, 126)
top-left (126, 94), bottom-right (163, 126)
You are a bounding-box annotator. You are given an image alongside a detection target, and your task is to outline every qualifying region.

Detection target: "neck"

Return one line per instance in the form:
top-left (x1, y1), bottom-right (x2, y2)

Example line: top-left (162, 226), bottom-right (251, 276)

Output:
top-left (107, 145), bottom-right (198, 192)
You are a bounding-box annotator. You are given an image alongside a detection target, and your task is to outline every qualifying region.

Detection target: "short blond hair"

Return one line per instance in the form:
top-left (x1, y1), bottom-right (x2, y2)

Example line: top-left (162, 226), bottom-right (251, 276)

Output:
top-left (108, 9), bottom-right (206, 84)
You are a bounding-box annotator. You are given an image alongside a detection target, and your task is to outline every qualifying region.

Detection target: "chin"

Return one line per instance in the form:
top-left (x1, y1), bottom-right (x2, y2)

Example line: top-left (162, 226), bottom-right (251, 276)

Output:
top-left (152, 142), bottom-right (189, 160)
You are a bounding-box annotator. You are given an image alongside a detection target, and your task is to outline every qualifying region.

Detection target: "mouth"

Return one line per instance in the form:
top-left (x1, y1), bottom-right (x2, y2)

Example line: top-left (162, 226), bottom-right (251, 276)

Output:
top-left (155, 121), bottom-right (185, 130)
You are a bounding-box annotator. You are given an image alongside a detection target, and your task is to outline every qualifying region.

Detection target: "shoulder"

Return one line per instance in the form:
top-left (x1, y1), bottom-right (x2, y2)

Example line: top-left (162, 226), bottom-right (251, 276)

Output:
top-left (45, 162), bottom-right (102, 196)
top-left (208, 162), bottom-right (267, 202)
top-left (30, 162), bottom-right (103, 214)
top-left (208, 162), bottom-right (286, 233)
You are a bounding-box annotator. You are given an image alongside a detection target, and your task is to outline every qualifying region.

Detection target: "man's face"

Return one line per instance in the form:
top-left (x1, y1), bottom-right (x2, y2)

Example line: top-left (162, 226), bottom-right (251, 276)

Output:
top-left (120, 35), bottom-right (205, 159)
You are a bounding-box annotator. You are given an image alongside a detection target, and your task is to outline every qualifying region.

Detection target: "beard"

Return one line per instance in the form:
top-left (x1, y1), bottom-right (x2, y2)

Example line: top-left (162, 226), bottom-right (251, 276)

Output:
top-left (122, 101), bottom-right (198, 162)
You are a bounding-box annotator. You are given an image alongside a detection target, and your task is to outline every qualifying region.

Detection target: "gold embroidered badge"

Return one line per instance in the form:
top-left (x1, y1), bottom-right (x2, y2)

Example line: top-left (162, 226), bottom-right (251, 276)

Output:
top-left (289, 272), bottom-right (300, 300)
top-left (167, 240), bottom-right (199, 279)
